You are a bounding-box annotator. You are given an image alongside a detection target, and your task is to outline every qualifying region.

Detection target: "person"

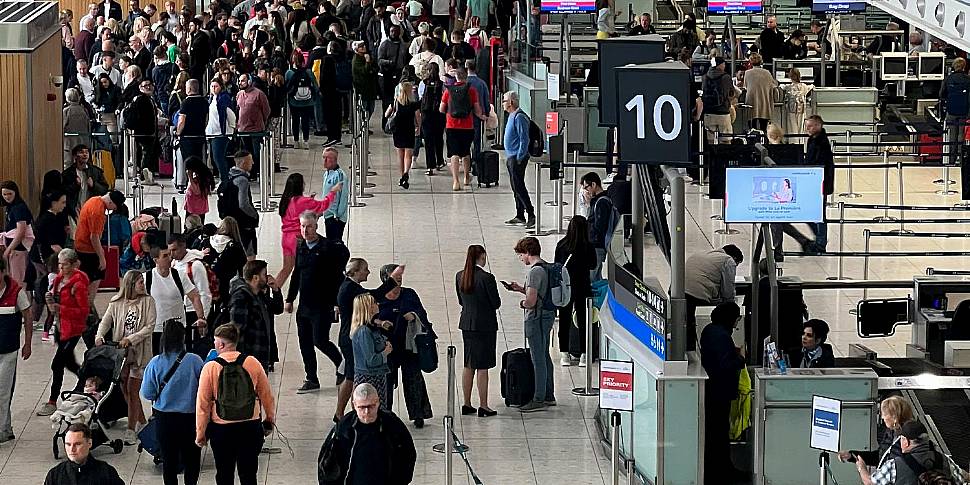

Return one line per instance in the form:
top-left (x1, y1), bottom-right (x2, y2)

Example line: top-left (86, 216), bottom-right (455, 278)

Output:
top-left (225, 150), bottom-right (260, 257)
top-left (334, 259), bottom-right (401, 419)
top-left (700, 302), bottom-right (746, 485)
top-left (939, 57), bottom-right (970, 168)
top-left (907, 31), bottom-right (926, 56)
top-left (62, 144), bottom-right (110, 217)
top-left (204, 217), bottom-right (248, 308)
top-left (186, 18), bottom-right (211, 81)
top-left (169, 234), bottom-right (213, 340)
top-left (319, 42), bottom-right (346, 147)
top-left (176, 79), bottom-right (208, 164)
top-left (838, 396), bottom-right (915, 470)
top-left (37, 249), bottom-right (90, 417)
top-left (147, 243), bottom-right (208, 355)
top-left (205, 77), bottom-right (236, 181)
top-left (229, 260), bottom-right (282, 370)
top-left (184, 156), bottom-right (215, 217)
top-left (627, 12), bottom-right (655, 35)
top-left (758, 15), bottom-right (785, 64)
top-left (31, 191), bottom-right (70, 290)
top-left (125, 77), bottom-right (162, 179)
top-left (276, 173), bottom-right (340, 286)
top-left (694, 30), bottom-right (720, 59)
top-left (320, 147), bottom-right (350, 241)
top-left (854, 421), bottom-right (948, 485)
top-left (386, 80), bottom-right (422, 189)
top-left (743, 53), bottom-right (777, 132)
top-left (418, 61), bottom-right (446, 175)
top-left (94, 270), bottom-right (154, 442)
top-left (684, 245), bottom-right (743, 351)
top-left (74, 190), bottom-right (124, 310)
top-left (804, 115), bottom-right (833, 252)
top-left (667, 17), bottom-right (698, 57)
top-left (142, 319), bottom-right (204, 485)
top-left (196, 323), bottom-right (275, 485)
top-left (377, 25), bottom-right (408, 124)
top-left (440, 67), bottom-right (485, 191)
top-left (502, 91), bottom-right (534, 227)
top-left (235, 73), bottom-right (270, 179)
top-left (285, 51), bottom-right (318, 150)
top-left (866, 22), bottom-right (902, 55)
top-left (505, 237), bottom-right (556, 413)
top-left (702, 57), bottom-right (736, 144)
top-left (595, 0), bottom-right (618, 39)
top-left (554, 215), bottom-right (597, 365)
top-left (351, 40), bottom-right (379, 126)
top-left (0, 257), bottom-right (31, 444)
top-left (782, 68), bottom-right (812, 135)
top-left (350, 293), bottom-right (393, 408)
top-left (321, 383), bottom-right (417, 485)
top-left (783, 29), bottom-right (807, 60)
top-left (375, 264), bottom-right (434, 428)
top-left (455, 245), bottom-right (500, 417)
top-left (63, 89), bottom-right (91, 164)
top-left (0, 181), bottom-right (34, 287)
top-left (43, 423), bottom-right (124, 485)
top-left (790, 319), bottom-right (834, 368)
top-left (808, 20), bottom-right (830, 58)
top-left (285, 211), bottom-right (350, 393)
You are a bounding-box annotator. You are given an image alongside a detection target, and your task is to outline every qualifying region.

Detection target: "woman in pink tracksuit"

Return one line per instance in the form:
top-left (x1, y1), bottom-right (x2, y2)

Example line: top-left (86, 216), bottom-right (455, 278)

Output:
top-left (275, 173), bottom-right (342, 286)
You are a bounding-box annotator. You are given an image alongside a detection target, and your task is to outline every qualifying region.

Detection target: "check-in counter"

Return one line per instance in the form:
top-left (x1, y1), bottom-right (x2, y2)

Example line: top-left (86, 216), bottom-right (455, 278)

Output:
top-left (506, 68), bottom-right (553, 122)
top-left (752, 367), bottom-right (878, 485)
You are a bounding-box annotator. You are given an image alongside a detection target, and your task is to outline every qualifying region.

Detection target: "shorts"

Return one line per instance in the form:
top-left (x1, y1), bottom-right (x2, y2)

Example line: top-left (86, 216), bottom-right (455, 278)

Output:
top-left (446, 128), bottom-right (474, 158)
top-left (77, 251), bottom-right (105, 282)
top-left (339, 342), bottom-right (355, 380)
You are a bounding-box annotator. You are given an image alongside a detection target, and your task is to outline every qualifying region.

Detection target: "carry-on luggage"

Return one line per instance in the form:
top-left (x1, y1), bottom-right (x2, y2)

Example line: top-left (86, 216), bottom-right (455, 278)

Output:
top-left (500, 347), bottom-right (534, 407)
top-left (157, 198), bottom-right (182, 237)
top-left (101, 212), bottom-right (120, 290)
top-left (476, 129), bottom-right (499, 187)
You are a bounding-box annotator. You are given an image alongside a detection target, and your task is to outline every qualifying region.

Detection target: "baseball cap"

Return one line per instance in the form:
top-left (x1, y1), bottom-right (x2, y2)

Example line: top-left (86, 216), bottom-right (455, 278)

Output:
top-left (899, 421), bottom-right (927, 440)
top-left (107, 190), bottom-right (125, 210)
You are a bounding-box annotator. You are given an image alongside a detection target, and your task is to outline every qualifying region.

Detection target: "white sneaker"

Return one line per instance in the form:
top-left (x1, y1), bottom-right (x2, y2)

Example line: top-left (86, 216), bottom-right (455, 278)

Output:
top-left (123, 429), bottom-right (137, 445)
top-left (578, 354), bottom-right (587, 367)
top-left (560, 355), bottom-right (574, 366)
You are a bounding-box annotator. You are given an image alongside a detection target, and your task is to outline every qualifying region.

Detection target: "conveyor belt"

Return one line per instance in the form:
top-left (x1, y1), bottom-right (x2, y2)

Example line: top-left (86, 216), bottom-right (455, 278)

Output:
top-left (913, 389), bottom-right (970, 467)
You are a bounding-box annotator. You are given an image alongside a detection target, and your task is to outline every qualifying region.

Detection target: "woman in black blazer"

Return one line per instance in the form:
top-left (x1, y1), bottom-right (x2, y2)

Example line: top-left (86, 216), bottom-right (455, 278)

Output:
top-left (455, 244), bottom-right (501, 417)
top-left (555, 215), bottom-right (597, 366)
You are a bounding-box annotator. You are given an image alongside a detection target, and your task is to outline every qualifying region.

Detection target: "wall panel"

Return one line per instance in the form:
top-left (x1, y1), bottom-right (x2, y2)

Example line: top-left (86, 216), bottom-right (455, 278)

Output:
top-left (0, 54), bottom-right (29, 200)
top-left (29, 33), bottom-right (65, 210)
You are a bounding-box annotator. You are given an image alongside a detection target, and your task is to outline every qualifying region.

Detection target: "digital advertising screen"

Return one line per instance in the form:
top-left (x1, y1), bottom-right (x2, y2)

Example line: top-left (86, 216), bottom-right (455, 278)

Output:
top-left (724, 167), bottom-right (825, 223)
top-left (707, 0), bottom-right (763, 14)
top-left (540, 0), bottom-right (596, 13)
top-left (811, 0), bottom-right (866, 13)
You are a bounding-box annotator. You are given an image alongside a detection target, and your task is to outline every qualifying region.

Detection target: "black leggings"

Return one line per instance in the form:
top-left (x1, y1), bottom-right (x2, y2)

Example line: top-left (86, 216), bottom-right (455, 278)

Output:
top-left (296, 314), bottom-right (342, 384)
top-left (558, 297), bottom-right (587, 355)
top-left (50, 335), bottom-right (81, 402)
top-left (290, 104), bottom-right (313, 142)
top-left (155, 410), bottom-right (201, 485)
top-left (422, 113), bottom-right (446, 169)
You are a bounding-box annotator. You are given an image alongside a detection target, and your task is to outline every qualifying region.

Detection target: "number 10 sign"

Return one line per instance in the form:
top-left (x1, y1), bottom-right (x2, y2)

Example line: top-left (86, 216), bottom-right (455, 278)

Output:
top-left (615, 62), bottom-right (692, 166)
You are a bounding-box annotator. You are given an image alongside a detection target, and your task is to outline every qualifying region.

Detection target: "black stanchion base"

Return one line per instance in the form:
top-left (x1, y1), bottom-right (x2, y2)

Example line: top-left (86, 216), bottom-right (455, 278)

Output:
top-left (825, 276), bottom-right (853, 281)
top-left (572, 387), bottom-right (600, 397)
top-left (432, 443), bottom-right (470, 454)
top-left (715, 228), bottom-right (740, 235)
top-left (544, 201), bottom-right (568, 206)
top-left (349, 202), bottom-right (367, 208)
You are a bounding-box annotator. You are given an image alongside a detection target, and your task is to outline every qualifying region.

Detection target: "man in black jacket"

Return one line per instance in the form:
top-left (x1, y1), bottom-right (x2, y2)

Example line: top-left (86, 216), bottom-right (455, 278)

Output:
top-left (124, 79), bottom-right (160, 175)
top-left (580, 172), bottom-right (618, 280)
top-left (62, 145), bottom-right (110, 218)
top-left (758, 15), bottom-right (785, 64)
top-left (804, 115), bottom-right (833, 252)
top-left (230, 259), bottom-right (283, 370)
top-left (320, 383), bottom-right (416, 485)
top-left (97, 0), bottom-right (123, 21)
top-left (334, 258), bottom-right (401, 418)
top-left (187, 18), bottom-right (212, 82)
top-left (286, 211), bottom-right (351, 394)
top-left (699, 302), bottom-right (745, 485)
top-left (44, 423), bottom-right (124, 485)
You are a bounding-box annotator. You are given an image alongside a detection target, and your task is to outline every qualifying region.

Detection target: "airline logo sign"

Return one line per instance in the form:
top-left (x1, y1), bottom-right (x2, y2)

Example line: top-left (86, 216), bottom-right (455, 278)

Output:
top-left (599, 360), bottom-right (634, 411)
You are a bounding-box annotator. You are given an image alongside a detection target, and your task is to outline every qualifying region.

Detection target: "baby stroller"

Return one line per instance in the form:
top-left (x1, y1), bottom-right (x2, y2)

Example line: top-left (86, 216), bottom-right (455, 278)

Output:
top-left (51, 344), bottom-right (128, 458)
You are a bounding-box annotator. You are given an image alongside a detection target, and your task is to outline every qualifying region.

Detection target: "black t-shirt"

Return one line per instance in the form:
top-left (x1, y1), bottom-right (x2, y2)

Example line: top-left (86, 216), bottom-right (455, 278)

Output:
top-left (32, 211), bottom-right (68, 262)
top-left (179, 95), bottom-right (209, 136)
top-left (4, 201), bottom-right (33, 251)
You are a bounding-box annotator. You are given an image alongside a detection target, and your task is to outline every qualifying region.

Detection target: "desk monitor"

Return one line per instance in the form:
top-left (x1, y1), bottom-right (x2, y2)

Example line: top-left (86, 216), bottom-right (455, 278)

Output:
top-left (766, 144), bottom-right (805, 165)
top-left (724, 166), bottom-right (825, 223)
top-left (708, 0), bottom-right (763, 14)
top-left (775, 66), bottom-right (816, 83)
top-left (881, 53), bottom-right (909, 81)
top-left (540, 0), bottom-right (596, 12)
top-left (918, 52), bottom-right (945, 81)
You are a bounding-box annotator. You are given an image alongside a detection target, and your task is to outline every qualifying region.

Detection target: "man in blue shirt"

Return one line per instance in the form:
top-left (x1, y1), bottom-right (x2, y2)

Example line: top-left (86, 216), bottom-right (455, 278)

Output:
top-left (502, 91), bottom-right (535, 228)
top-left (320, 147), bottom-right (349, 241)
top-left (466, 59), bottom-right (491, 164)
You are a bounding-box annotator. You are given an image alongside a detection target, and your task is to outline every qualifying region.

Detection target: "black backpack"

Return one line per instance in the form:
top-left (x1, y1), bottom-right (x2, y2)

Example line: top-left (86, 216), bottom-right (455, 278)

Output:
top-left (289, 69), bottom-right (314, 102)
top-left (514, 111), bottom-right (544, 158)
top-left (213, 353), bottom-right (258, 421)
top-left (900, 448), bottom-right (956, 485)
top-left (421, 80), bottom-right (443, 114)
top-left (703, 72), bottom-right (728, 110)
top-left (217, 174), bottom-right (256, 227)
top-left (446, 83), bottom-right (472, 119)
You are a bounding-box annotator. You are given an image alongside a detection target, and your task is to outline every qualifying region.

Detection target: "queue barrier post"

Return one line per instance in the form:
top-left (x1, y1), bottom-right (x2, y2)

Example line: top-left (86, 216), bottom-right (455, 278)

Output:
top-left (872, 150), bottom-right (897, 222)
top-left (255, 133), bottom-right (277, 213)
top-left (348, 90), bottom-right (365, 208)
top-left (433, 346), bottom-right (468, 459)
top-left (356, 96), bottom-right (374, 199)
top-left (934, 122), bottom-right (956, 190)
top-left (529, 161), bottom-right (551, 236)
top-left (863, 228), bottom-right (871, 302)
top-left (268, 131), bottom-right (281, 198)
top-left (827, 202), bottom-right (850, 281)
top-left (572, 297), bottom-right (599, 396)
top-left (696, 119), bottom-right (706, 188)
top-left (610, 411), bottom-right (622, 485)
top-left (839, 130), bottom-right (862, 199)
top-left (710, 130), bottom-right (723, 219)
top-left (890, 160), bottom-right (913, 235)
top-left (570, 149), bottom-right (579, 219)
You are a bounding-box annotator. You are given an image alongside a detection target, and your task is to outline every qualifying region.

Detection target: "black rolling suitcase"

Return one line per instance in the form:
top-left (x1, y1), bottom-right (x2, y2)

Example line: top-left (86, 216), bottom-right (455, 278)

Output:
top-left (476, 129), bottom-right (500, 187)
top-left (500, 347), bottom-right (534, 407)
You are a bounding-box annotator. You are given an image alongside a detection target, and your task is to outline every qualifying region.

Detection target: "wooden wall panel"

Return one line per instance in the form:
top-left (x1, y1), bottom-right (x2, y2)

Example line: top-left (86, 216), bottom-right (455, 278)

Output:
top-left (28, 33), bottom-right (65, 210)
top-left (0, 53), bottom-right (29, 203)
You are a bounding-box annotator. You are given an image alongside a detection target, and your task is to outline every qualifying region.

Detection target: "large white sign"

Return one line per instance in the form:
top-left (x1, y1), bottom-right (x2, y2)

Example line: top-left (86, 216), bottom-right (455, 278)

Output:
top-left (599, 360), bottom-right (634, 412)
top-left (810, 395), bottom-right (842, 453)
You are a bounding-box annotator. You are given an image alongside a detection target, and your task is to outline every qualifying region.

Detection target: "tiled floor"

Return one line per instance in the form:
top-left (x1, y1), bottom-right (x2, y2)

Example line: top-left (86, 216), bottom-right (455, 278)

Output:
top-left (2, 119), bottom-right (967, 483)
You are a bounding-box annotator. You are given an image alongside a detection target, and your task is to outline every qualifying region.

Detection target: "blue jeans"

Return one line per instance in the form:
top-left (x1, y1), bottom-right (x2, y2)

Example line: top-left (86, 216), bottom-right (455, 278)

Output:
top-left (209, 136), bottom-right (230, 180)
top-left (526, 311), bottom-right (556, 402)
top-left (809, 222), bottom-right (828, 251)
top-left (592, 248), bottom-right (607, 282)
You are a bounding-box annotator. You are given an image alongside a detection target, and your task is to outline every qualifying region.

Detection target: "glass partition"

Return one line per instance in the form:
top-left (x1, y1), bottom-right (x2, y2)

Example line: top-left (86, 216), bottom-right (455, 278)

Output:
top-left (604, 337), bottom-right (660, 480)
top-left (510, 0), bottom-right (541, 78)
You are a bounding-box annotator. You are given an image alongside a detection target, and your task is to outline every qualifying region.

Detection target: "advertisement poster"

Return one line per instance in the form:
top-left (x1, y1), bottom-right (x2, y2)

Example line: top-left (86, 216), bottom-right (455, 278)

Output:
top-left (724, 167), bottom-right (825, 223)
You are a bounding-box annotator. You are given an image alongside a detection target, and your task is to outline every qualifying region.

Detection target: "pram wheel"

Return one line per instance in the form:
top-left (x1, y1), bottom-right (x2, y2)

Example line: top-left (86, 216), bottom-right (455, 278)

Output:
top-left (111, 439), bottom-right (124, 454)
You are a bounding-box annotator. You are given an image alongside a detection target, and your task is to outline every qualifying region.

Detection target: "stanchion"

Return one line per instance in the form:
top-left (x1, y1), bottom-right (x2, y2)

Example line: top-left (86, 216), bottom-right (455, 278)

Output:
top-left (819, 451), bottom-right (829, 485)
top-left (873, 151), bottom-right (897, 222)
top-left (862, 228), bottom-right (871, 302)
top-left (838, 130), bottom-right (862, 198)
top-left (827, 202), bottom-right (851, 280)
top-left (360, 100), bottom-right (376, 187)
top-left (711, 129), bottom-right (724, 216)
top-left (934, 124), bottom-right (955, 188)
top-left (889, 160), bottom-right (913, 234)
top-left (348, 100), bottom-right (365, 208)
top-left (529, 161), bottom-right (551, 236)
top-left (280, 103), bottom-right (292, 148)
top-left (715, 202), bottom-right (739, 234)
top-left (696, 119), bottom-right (707, 188)
top-left (255, 134), bottom-right (277, 212)
top-left (570, 150), bottom-right (579, 218)
top-left (610, 411), bottom-right (622, 485)
top-left (268, 132), bottom-right (281, 198)
top-left (627, 459), bottom-right (636, 485)
top-left (122, 130), bottom-right (133, 197)
top-left (356, 99), bottom-right (374, 199)
top-left (572, 297), bottom-right (599, 396)
top-left (433, 346), bottom-right (468, 456)
top-left (492, 89), bottom-right (504, 150)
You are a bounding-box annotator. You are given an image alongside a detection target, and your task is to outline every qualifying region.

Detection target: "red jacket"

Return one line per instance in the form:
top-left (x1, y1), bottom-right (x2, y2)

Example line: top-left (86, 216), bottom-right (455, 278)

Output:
top-left (53, 270), bottom-right (90, 340)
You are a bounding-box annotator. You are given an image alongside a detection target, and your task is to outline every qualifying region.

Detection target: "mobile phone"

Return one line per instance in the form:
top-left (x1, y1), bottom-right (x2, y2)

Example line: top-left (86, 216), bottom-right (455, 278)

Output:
top-left (846, 454), bottom-right (857, 463)
top-left (500, 280), bottom-right (513, 289)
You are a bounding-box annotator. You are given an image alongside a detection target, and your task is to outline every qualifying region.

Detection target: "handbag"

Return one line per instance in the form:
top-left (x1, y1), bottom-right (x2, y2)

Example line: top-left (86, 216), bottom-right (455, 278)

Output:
top-left (415, 331), bottom-right (438, 373)
top-left (384, 102), bottom-right (398, 135)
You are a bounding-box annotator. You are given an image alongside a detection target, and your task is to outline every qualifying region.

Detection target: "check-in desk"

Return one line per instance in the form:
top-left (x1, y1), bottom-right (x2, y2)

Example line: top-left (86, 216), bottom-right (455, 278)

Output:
top-left (752, 368), bottom-right (878, 485)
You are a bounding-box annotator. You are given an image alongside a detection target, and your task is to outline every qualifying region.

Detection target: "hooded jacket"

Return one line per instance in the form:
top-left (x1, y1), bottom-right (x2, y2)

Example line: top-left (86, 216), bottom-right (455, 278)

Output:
top-left (53, 270), bottom-right (91, 340)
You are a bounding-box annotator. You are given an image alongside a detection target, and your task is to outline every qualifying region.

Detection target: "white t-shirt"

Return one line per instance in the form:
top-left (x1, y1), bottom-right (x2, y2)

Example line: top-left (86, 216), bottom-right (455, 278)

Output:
top-left (173, 259), bottom-right (211, 316)
top-left (149, 267), bottom-right (196, 332)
